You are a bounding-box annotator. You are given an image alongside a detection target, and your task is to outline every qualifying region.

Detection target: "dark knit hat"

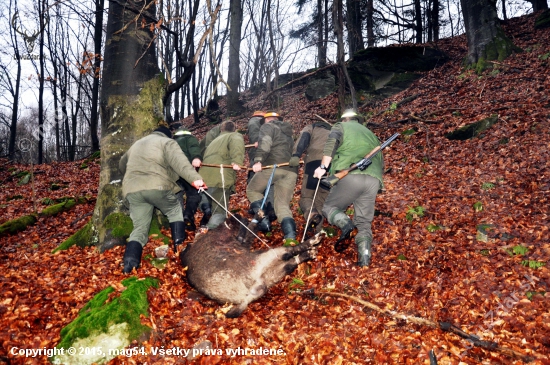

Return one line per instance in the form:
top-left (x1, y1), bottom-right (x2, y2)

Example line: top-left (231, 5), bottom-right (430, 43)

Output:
top-left (154, 126), bottom-right (172, 138)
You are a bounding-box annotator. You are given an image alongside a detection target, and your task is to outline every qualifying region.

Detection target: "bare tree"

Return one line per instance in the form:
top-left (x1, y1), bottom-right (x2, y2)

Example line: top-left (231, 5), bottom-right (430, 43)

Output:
top-left (226, 0), bottom-right (243, 116)
top-left (461, 0), bottom-right (518, 71)
top-left (333, 0), bottom-right (357, 110)
top-left (346, 0), bottom-right (364, 57)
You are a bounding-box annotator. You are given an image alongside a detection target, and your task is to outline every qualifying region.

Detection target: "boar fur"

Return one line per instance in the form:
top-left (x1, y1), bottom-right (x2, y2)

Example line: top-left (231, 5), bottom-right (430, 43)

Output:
top-left (180, 214), bottom-right (325, 318)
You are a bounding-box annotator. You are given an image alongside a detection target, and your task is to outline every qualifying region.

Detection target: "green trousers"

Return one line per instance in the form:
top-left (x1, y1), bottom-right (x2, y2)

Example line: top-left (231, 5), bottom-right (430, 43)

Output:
top-left (126, 189), bottom-right (183, 246)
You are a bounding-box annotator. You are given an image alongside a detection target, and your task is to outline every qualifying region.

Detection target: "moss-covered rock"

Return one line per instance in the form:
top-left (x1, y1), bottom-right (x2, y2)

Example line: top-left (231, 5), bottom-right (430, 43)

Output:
top-left (446, 114), bottom-right (499, 140)
top-left (51, 277), bottom-right (158, 365)
top-left (353, 46), bottom-right (448, 72)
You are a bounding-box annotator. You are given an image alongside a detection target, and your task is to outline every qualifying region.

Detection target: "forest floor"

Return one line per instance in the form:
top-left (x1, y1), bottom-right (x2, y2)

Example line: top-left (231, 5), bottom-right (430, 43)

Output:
top-left (1, 11), bottom-right (549, 365)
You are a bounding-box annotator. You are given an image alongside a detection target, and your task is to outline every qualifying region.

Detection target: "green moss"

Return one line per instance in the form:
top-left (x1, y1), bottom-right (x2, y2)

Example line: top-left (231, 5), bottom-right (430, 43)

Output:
top-left (53, 220), bottom-right (94, 253)
top-left (104, 212), bottom-right (134, 238)
top-left (0, 214), bottom-right (37, 236)
top-left (41, 199), bottom-right (77, 216)
top-left (473, 29), bottom-right (521, 73)
top-left (55, 276), bottom-right (159, 351)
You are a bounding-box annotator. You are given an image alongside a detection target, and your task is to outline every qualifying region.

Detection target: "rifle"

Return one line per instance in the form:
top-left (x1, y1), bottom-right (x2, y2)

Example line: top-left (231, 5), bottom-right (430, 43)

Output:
top-left (321, 133), bottom-right (400, 188)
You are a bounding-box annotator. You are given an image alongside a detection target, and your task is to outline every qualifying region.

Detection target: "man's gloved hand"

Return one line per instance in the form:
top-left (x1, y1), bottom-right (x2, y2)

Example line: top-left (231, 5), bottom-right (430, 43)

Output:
top-left (192, 180), bottom-right (207, 189)
top-left (288, 156), bottom-right (300, 167)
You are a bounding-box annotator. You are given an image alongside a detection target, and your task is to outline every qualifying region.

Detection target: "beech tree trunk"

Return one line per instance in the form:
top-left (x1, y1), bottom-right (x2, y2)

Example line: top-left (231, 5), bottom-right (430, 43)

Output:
top-left (89, 0), bottom-right (103, 153)
top-left (346, 0), bottom-right (364, 57)
top-left (460, 0), bottom-right (518, 71)
top-left (226, 0), bottom-right (243, 116)
top-left (527, 0), bottom-right (549, 11)
top-left (93, 0), bottom-right (163, 250)
top-left (366, 0), bottom-right (375, 47)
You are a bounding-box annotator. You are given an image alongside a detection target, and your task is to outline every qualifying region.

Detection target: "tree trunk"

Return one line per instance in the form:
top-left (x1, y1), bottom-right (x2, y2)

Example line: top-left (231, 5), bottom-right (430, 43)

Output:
top-left (432, 0), bottom-right (440, 41)
top-left (317, 0), bottom-right (326, 66)
top-left (366, 0), bottom-right (375, 47)
top-left (333, 0), bottom-right (357, 110)
top-left (414, 0), bottom-right (423, 43)
top-left (227, 0), bottom-right (243, 116)
top-left (346, 0), bottom-right (364, 57)
top-left (527, 0), bottom-right (549, 11)
top-left (93, 0), bottom-right (163, 251)
top-left (460, 0), bottom-right (519, 71)
top-left (8, 10), bottom-right (22, 161)
top-left (89, 0), bottom-right (103, 153)
top-left (37, 0), bottom-right (47, 164)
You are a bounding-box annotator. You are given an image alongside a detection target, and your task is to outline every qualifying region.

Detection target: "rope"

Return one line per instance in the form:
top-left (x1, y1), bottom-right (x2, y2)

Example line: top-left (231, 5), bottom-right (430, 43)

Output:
top-left (220, 164), bottom-right (227, 217)
top-left (301, 177), bottom-right (321, 243)
top-left (198, 188), bottom-right (269, 248)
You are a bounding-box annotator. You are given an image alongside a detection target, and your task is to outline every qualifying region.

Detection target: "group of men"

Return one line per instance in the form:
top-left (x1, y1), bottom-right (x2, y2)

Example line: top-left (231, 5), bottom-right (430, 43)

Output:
top-left (118, 109), bottom-right (384, 273)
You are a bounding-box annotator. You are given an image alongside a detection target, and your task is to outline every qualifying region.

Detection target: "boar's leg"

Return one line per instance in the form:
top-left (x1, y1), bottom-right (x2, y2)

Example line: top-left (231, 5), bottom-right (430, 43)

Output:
top-left (225, 281), bottom-right (268, 318)
top-left (280, 231), bottom-right (325, 261)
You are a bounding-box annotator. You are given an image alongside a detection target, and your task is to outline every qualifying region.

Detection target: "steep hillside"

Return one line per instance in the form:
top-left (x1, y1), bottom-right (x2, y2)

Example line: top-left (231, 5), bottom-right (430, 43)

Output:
top-left (0, 12), bottom-right (549, 365)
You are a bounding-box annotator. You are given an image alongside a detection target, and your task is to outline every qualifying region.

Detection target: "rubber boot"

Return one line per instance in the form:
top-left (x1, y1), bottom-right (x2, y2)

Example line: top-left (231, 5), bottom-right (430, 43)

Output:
top-left (170, 221), bottom-right (186, 252)
top-left (331, 211), bottom-right (355, 253)
top-left (305, 213), bottom-right (323, 238)
top-left (183, 214), bottom-right (196, 231)
top-left (356, 237), bottom-right (372, 267)
top-left (199, 202), bottom-right (212, 228)
top-left (206, 213), bottom-right (226, 229)
top-left (281, 217), bottom-right (297, 240)
top-left (264, 201), bottom-right (278, 222)
top-left (250, 200), bottom-right (271, 233)
top-left (122, 241), bottom-right (143, 274)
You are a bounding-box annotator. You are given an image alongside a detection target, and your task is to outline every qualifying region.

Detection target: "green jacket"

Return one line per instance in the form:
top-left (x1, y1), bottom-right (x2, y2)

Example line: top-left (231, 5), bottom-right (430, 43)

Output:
top-left (254, 120), bottom-right (296, 172)
top-left (247, 116), bottom-right (263, 166)
top-left (174, 132), bottom-right (201, 162)
top-left (119, 132), bottom-right (203, 197)
top-left (199, 125), bottom-right (221, 158)
top-left (323, 120), bottom-right (384, 188)
top-left (199, 131), bottom-right (245, 189)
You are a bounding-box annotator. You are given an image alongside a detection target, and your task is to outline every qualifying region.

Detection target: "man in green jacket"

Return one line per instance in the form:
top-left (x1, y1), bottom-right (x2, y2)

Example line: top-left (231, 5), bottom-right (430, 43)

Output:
top-left (199, 120), bottom-right (245, 228)
top-left (313, 109), bottom-right (384, 267)
top-left (119, 124), bottom-right (205, 273)
top-left (289, 119), bottom-right (332, 237)
top-left (173, 126), bottom-right (203, 231)
top-left (247, 111), bottom-right (298, 241)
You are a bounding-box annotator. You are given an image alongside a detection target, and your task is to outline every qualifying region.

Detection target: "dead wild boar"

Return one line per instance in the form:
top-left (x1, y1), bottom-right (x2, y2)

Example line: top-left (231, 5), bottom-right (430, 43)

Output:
top-left (179, 214), bottom-right (325, 318)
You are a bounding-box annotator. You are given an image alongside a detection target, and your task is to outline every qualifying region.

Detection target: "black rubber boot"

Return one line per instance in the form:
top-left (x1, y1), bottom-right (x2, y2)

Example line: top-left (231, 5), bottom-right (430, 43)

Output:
top-left (356, 237), bottom-right (372, 267)
top-left (122, 241), bottom-right (143, 274)
top-left (264, 201), bottom-right (278, 222)
top-left (332, 212), bottom-right (355, 253)
top-left (199, 202), bottom-right (212, 228)
top-left (305, 213), bottom-right (323, 238)
top-left (170, 221), bottom-right (187, 252)
top-left (250, 200), bottom-right (271, 232)
top-left (183, 215), bottom-right (196, 231)
top-left (281, 217), bottom-right (297, 240)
